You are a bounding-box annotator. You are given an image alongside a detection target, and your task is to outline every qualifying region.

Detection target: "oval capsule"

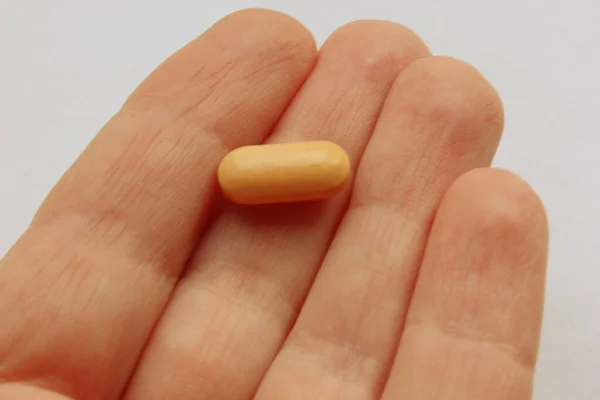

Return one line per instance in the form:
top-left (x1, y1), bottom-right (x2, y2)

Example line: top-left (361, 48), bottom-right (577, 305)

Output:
top-left (218, 141), bottom-right (350, 205)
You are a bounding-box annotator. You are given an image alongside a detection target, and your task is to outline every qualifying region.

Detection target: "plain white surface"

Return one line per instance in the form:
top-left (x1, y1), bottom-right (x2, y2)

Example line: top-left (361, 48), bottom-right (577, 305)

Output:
top-left (1, 0), bottom-right (599, 398)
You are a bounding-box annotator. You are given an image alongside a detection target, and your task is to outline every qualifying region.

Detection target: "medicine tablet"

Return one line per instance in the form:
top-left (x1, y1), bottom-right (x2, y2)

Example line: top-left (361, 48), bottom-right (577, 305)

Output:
top-left (218, 141), bottom-right (350, 205)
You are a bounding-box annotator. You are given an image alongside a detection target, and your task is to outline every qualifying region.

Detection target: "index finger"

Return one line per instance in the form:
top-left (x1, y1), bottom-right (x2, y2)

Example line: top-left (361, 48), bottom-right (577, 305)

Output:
top-left (0, 9), bottom-right (315, 400)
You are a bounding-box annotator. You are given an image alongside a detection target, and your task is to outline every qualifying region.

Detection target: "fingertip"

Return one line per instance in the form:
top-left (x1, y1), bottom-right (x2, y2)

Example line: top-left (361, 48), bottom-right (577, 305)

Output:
top-left (392, 56), bottom-right (505, 148)
top-left (449, 168), bottom-right (547, 228)
top-left (441, 167), bottom-right (549, 264)
top-left (129, 8), bottom-right (317, 105)
top-left (320, 20), bottom-right (430, 84)
top-left (214, 8), bottom-right (317, 68)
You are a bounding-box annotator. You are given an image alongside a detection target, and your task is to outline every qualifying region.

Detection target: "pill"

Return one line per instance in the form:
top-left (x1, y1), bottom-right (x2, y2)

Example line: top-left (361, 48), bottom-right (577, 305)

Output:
top-left (218, 141), bottom-right (350, 205)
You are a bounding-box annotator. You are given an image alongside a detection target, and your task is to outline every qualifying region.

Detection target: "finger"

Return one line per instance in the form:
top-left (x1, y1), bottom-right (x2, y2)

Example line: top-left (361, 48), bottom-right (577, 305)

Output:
top-left (381, 168), bottom-right (548, 400)
top-left (124, 21), bottom-right (429, 400)
top-left (255, 57), bottom-right (504, 400)
top-left (0, 9), bottom-right (315, 400)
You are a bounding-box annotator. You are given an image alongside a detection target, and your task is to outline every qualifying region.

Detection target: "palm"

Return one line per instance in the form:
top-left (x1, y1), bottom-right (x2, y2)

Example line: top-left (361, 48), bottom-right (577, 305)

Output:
top-left (0, 9), bottom-right (547, 400)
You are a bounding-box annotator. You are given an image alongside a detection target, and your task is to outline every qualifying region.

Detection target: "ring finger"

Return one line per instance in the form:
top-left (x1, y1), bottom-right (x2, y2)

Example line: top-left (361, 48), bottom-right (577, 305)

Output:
top-left (254, 56), bottom-right (505, 400)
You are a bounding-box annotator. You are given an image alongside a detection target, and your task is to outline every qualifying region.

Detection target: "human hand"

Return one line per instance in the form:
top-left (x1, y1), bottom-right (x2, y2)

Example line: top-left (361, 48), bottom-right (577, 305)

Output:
top-left (0, 9), bottom-right (548, 400)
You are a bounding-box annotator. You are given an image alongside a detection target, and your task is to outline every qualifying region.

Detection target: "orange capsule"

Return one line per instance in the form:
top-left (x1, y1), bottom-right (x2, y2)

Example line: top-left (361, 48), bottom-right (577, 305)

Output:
top-left (218, 141), bottom-right (350, 205)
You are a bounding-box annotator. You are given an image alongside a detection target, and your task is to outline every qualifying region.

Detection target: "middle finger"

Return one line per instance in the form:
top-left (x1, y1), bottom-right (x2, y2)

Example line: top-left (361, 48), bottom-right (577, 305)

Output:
top-left (125, 20), bottom-right (429, 400)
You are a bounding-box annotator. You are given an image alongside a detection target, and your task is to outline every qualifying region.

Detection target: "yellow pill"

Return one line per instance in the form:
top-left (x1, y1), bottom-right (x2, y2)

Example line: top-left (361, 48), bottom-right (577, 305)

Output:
top-left (218, 141), bottom-right (350, 205)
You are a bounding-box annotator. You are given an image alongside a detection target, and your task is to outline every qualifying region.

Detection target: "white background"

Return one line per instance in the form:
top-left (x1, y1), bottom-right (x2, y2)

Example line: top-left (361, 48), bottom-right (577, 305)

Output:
top-left (1, 1), bottom-right (599, 398)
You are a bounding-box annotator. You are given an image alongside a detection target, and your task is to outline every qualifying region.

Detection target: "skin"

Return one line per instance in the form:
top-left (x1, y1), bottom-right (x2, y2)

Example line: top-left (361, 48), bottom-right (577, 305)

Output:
top-left (0, 9), bottom-right (548, 400)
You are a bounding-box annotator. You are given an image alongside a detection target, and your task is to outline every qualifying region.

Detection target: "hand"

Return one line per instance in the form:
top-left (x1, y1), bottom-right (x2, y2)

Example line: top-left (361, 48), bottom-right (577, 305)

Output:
top-left (0, 9), bottom-right (548, 400)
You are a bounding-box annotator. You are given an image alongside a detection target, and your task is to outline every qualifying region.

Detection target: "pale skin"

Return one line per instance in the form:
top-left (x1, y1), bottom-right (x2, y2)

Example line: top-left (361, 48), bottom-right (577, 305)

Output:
top-left (0, 9), bottom-right (548, 400)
